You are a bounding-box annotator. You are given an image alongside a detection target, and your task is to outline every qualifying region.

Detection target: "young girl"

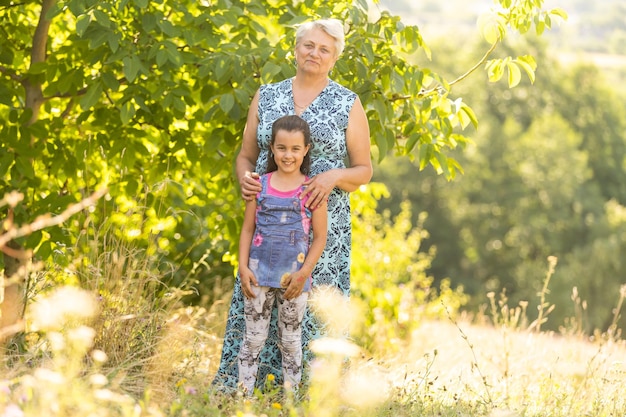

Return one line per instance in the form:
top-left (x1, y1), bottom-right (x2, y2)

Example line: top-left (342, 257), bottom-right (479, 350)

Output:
top-left (237, 115), bottom-right (328, 394)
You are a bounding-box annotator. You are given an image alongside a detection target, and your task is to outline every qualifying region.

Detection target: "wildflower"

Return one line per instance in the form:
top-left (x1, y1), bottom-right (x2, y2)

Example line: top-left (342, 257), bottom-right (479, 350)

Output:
top-left (185, 386), bottom-right (198, 395)
top-left (310, 337), bottom-right (360, 357)
top-left (175, 378), bottom-right (188, 388)
top-left (340, 366), bottom-right (389, 409)
top-left (92, 349), bottom-right (108, 363)
top-left (280, 273), bottom-right (290, 288)
top-left (271, 402), bottom-right (282, 410)
top-left (2, 404), bottom-right (24, 417)
top-left (1, 380), bottom-right (11, 395)
top-left (89, 374), bottom-right (109, 387)
top-left (266, 374), bottom-right (275, 382)
top-left (67, 325), bottom-right (96, 350)
top-left (29, 286), bottom-right (98, 332)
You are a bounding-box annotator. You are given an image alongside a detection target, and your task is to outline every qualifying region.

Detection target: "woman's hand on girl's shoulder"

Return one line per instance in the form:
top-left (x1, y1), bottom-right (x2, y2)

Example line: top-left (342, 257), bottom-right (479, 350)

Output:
top-left (240, 171), bottom-right (262, 201)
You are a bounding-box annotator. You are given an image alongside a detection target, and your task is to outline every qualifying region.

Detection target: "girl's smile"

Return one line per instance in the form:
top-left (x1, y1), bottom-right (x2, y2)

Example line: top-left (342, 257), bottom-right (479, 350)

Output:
top-left (270, 130), bottom-right (310, 175)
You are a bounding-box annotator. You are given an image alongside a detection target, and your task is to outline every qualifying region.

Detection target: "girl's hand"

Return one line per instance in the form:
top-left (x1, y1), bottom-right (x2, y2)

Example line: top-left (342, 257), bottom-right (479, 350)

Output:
top-left (283, 271), bottom-right (307, 300)
top-left (240, 267), bottom-right (259, 299)
top-left (240, 171), bottom-right (262, 201)
top-left (301, 170), bottom-right (338, 209)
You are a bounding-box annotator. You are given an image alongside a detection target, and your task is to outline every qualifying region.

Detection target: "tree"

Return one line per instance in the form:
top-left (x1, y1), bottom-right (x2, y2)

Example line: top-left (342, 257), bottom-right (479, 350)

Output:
top-left (0, 0), bottom-right (566, 333)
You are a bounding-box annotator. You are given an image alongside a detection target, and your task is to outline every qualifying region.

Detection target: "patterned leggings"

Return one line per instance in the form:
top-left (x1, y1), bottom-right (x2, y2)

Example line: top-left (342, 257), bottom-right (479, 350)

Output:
top-left (238, 286), bottom-right (308, 393)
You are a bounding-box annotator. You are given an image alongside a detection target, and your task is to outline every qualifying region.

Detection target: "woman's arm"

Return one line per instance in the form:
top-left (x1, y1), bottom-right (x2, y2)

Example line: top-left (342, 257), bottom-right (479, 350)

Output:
top-left (283, 201), bottom-right (328, 300)
top-left (238, 199), bottom-right (259, 299)
top-left (301, 96), bottom-right (372, 209)
top-left (236, 89), bottom-right (263, 201)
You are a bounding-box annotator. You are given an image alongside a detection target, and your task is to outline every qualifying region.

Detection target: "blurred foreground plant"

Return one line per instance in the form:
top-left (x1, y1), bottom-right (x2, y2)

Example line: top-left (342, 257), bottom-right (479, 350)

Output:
top-left (1, 286), bottom-right (165, 417)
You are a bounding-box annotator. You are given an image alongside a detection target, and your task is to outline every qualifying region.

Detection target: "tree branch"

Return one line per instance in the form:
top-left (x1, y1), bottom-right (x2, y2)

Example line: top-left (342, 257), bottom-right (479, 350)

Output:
top-left (0, 187), bottom-right (109, 250)
top-left (0, 65), bottom-right (22, 83)
top-left (24, 0), bottom-right (56, 125)
top-left (448, 40), bottom-right (499, 88)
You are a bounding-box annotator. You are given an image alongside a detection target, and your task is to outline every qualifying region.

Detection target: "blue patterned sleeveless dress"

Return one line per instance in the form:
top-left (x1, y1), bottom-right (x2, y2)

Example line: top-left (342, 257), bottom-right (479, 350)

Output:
top-left (212, 78), bottom-right (357, 390)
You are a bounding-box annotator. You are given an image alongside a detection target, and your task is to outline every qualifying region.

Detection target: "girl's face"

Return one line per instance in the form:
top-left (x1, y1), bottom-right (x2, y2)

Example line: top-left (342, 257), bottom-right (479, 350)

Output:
top-left (295, 27), bottom-right (338, 76)
top-left (271, 129), bottom-right (310, 174)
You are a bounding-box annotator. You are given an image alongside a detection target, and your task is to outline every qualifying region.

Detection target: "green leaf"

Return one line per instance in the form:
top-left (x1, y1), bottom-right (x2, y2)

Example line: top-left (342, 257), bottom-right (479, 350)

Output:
top-left (219, 93), bottom-right (235, 114)
top-left (67, 0), bottom-right (86, 16)
top-left (418, 143), bottom-right (433, 170)
top-left (459, 103), bottom-right (478, 129)
top-left (164, 41), bottom-right (182, 67)
top-left (0, 152), bottom-right (13, 178)
top-left (435, 150), bottom-right (450, 178)
top-left (486, 59), bottom-right (504, 83)
top-left (515, 55), bottom-right (537, 84)
top-left (80, 81), bottom-right (103, 110)
top-left (261, 61), bottom-right (282, 83)
top-left (76, 14), bottom-right (91, 37)
top-left (406, 132), bottom-right (420, 153)
top-left (507, 62), bottom-right (522, 88)
top-left (120, 101), bottom-right (136, 124)
top-left (15, 156), bottom-right (35, 179)
top-left (101, 72), bottom-right (120, 91)
top-left (478, 13), bottom-right (501, 44)
top-left (141, 12), bottom-right (157, 31)
top-left (123, 55), bottom-right (140, 83)
top-left (214, 56), bottom-right (232, 85)
top-left (108, 32), bottom-right (121, 52)
top-left (550, 8), bottom-right (568, 20)
top-left (93, 10), bottom-right (111, 28)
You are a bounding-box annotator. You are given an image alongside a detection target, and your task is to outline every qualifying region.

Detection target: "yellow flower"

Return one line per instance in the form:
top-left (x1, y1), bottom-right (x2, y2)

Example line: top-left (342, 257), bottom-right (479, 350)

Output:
top-left (271, 402), bottom-right (282, 410)
top-left (280, 273), bottom-right (290, 288)
top-left (266, 374), bottom-right (275, 382)
top-left (297, 252), bottom-right (305, 263)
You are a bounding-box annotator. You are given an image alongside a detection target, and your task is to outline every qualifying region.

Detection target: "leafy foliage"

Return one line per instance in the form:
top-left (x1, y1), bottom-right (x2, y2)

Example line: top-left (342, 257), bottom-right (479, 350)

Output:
top-left (0, 0), bottom-right (563, 290)
top-left (350, 184), bottom-right (467, 353)
top-left (375, 34), bottom-right (626, 334)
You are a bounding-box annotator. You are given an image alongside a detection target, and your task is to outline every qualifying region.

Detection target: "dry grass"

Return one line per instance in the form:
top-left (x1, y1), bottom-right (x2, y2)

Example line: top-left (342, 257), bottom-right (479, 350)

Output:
top-left (389, 319), bottom-right (626, 414)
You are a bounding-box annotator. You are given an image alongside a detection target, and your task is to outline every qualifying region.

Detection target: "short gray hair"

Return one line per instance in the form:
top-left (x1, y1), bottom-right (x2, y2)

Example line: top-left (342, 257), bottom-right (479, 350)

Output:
top-left (295, 18), bottom-right (345, 57)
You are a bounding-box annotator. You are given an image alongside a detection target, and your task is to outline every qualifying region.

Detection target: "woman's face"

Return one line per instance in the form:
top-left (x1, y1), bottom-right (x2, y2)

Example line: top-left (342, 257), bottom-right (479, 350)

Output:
top-left (295, 27), bottom-right (338, 77)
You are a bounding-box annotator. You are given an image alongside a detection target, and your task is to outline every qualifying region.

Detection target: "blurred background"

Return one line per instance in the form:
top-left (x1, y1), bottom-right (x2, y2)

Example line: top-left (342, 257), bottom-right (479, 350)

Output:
top-left (371, 0), bottom-right (626, 335)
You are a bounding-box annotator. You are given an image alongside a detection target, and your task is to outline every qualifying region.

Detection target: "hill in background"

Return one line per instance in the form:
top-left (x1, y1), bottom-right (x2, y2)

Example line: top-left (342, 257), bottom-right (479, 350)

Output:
top-left (375, 0), bottom-right (626, 87)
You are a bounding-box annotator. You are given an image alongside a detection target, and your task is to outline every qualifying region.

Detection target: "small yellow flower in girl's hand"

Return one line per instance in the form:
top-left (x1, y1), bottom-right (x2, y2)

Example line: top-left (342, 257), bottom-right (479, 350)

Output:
top-left (280, 273), bottom-right (290, 288)
top-left (297, 252), bottom-right (305, 263)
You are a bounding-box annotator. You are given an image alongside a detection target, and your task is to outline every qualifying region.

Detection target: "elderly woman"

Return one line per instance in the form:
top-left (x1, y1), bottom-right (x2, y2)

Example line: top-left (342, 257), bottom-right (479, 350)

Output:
top-left (213, 18), bottom-right (372, 391)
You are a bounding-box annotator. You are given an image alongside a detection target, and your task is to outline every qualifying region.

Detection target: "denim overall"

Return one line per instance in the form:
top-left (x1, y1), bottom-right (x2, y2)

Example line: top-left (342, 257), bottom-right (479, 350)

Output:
top-left (248, 173), bottom-right (312, 292)
top-left (238, 172), bottom-right (312, 393)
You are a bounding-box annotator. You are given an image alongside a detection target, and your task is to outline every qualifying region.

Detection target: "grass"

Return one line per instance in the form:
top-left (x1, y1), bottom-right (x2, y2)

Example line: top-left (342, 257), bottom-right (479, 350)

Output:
top-left (2, 272), bottom-right (626, 416)
top-left (1, 200), bottom-right (626, 416)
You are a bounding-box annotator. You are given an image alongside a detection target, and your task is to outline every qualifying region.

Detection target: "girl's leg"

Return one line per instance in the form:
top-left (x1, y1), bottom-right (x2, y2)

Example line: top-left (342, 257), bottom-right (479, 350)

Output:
top-left (238, 286), bottom-right (275, 393)
top-left (276, 291), bottom-right (309, 390)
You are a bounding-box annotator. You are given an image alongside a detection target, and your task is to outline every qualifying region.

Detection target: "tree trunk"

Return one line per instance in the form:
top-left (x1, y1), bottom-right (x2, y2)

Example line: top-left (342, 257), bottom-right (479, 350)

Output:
top-left (1, 0), bottom-right (56, 342)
